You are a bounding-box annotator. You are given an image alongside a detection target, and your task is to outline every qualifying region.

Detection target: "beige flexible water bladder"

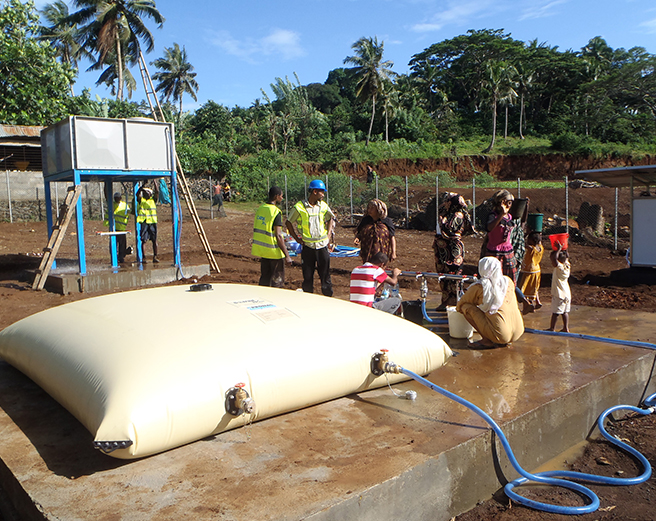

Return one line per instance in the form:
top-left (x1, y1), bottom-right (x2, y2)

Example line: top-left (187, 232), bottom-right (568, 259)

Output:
top-left (0, 284), bottom-right (452, 458)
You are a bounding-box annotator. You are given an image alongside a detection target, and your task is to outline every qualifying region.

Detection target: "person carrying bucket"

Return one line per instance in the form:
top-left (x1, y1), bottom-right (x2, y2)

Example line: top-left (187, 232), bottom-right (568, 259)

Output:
top-left (517, 231), bottom-right (544, 313)
top-left (286, 179), bottom-right (335, 296)
top-left (547, 241), bottom-right (571, 333)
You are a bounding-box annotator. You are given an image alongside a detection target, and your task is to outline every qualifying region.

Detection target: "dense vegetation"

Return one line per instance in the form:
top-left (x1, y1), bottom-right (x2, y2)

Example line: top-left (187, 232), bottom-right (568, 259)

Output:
top-left (2, 0), bottom-right (656, 202)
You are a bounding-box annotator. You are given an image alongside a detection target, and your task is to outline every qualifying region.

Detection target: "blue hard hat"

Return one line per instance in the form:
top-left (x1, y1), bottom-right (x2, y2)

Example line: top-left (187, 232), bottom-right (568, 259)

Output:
top-left (309, 179), bottom-right (326, 191)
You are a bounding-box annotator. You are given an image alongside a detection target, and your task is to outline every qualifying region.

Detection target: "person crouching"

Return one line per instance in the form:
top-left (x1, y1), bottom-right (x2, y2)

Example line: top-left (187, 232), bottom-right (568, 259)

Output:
top-left (350, 252), bottom-right (402, 314)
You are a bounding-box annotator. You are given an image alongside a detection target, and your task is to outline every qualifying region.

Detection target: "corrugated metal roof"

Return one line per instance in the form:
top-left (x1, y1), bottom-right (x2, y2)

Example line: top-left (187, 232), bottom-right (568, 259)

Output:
top-left (0, 125), bottom-right (44, 139)
top-left (575, 165), bottom-right (656, 188)
top-left (0, 140), bottom-right (41, 147)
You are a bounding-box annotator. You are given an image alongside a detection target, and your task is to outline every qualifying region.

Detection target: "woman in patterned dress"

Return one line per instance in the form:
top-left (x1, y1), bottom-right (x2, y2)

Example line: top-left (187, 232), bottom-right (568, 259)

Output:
top-left (433, 192), bottom-right (472, 310)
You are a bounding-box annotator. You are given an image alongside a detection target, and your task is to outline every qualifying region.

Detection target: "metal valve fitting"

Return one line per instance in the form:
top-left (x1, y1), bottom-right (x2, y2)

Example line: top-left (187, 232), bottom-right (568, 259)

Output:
top-left (225, 383), bottom-right (256, 416)
top-left (370, 349), bottom-right (390, 376)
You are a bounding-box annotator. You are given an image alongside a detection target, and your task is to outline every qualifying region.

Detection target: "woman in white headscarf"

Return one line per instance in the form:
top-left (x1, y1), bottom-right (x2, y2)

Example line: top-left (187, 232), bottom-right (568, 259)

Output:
top-left (456, 257), bottom-right (524, 347)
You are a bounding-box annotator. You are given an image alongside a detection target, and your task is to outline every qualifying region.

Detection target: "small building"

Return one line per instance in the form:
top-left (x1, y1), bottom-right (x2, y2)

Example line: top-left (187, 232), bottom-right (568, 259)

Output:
top-left (0, 124), bottom-right (43, 172)
top-left (576, 165), bottom-right (656, 268)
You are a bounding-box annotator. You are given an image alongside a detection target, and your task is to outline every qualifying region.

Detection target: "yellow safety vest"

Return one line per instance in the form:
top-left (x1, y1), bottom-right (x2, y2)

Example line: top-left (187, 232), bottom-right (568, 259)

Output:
top-left (252, 203), bottom-right (284, 259)
top-left (137, 198), bottom-right (157, 224)
top-left (103, 201), bottom-right (130, 231)
top-left (293, 200), bottom-right (329, 246)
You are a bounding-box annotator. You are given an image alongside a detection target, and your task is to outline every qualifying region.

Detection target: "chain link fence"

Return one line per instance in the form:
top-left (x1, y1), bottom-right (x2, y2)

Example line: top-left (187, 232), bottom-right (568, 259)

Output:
top-left (2, 171), bottom-right (632, 253)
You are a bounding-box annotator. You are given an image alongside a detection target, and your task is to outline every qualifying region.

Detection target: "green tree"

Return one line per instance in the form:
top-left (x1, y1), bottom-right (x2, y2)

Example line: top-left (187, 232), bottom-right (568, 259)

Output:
top-left (152, 43), bottom-right (199, 126)
top-left (344, 36), bottom-right (396, 146)
top-left (68, 0), bottom-right (164, 101)
top-left (0, 0), bottom-right (75, 125)
top-left (38, 0), bottom-right (91, 95)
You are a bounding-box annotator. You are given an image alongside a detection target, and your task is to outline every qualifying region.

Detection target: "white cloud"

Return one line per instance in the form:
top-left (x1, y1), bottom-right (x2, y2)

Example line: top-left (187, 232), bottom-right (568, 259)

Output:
top-left (639, 17), bottom-right (656, 33)
top-left (210, 28), bottom-right (306, 63)
top-left (518, 0), bottom-right (568, 21)
top-left (262, 29), bottom-right (306, 59)
top-left (410, 0), bottom-right (495, 33)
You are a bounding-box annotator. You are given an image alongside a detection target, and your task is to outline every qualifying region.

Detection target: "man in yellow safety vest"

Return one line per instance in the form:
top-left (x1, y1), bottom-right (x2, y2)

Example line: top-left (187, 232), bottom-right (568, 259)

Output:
top-left (251, 186), bottom-right (292, 287)
top-left (104, 192), bottom-right (131, 263)
top-left (286, 179), bottom-right (335, 296)
top-left (137, 187), bottom-right (159, 263)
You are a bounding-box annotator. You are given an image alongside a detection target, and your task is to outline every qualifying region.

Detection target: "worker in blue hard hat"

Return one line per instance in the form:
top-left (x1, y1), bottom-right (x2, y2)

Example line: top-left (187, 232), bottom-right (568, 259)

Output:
top-left (286, 179), bottom-right (335, 296)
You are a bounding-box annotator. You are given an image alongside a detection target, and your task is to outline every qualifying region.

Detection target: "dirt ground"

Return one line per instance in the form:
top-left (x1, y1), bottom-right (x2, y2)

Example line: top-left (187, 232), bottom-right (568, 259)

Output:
top-left (0, 196), bottom-right (655, 520)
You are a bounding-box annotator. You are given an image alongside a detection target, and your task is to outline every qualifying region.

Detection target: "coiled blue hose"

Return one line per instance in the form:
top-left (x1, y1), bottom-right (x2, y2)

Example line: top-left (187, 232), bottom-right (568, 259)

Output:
top-left (398, 366), bottom-right (655, 515)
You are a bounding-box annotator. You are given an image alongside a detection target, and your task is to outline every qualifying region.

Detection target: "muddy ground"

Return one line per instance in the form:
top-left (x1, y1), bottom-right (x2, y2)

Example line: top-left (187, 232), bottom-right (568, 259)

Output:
top-left (0, 193), bottom-right (655, 520)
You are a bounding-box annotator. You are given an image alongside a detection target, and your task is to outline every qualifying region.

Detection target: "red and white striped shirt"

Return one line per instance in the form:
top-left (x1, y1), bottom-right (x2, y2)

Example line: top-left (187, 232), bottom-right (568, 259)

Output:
top-left (350, 263), bottom-right (388, 307)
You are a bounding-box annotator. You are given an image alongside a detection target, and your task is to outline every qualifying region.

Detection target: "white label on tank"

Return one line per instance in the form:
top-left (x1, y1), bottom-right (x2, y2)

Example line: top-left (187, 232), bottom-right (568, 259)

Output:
top-left (228, 298), bottom-right (298, 322)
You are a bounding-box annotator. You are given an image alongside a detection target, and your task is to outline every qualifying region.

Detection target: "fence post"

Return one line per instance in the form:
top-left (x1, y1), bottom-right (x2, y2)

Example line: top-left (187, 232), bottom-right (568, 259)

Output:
top-left (614, 187), bottom-right (619, 251)
top-left (285, 175), bottom-right (289, 220)
top-left (5, 170), bottom-right (12, 223)
top-left (405, 176), bottom-right (409, 229)
top-left (517, 177), bottom-right (521, 198)
top-left (325, 174), bottom-right (329, 206)
top-left (54, 182), bottom-right (59, 219)
top-left (376, 175), bottom-right (379, 200)
top-left (304, 177), bottom-right (307, 201)
top-left (349, 176), bottom-right (353, 225)
top-left (435, 175), bottom-right (439, 233)
top-left (565, 175), bottom-right (569, 235)
top-left (209, 176), bottom-right (213, 219)
top-left (36, 187), bottom-right (42, 221)
top-left (472, 178), bottom-right (476, 231)
top-left (99, 182), bottom-right (104, 220)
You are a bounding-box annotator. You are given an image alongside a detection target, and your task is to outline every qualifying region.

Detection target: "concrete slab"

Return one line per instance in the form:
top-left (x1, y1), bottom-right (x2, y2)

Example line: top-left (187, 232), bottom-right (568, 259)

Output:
top-left (27, 260), bottom-right (210, 294)
top-left (0, 305), bottom-right (654, 521)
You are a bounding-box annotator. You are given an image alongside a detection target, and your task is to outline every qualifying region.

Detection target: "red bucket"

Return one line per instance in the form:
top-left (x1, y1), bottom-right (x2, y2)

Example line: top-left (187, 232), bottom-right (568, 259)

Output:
top-left (549, 233), bottom-right (569, 250)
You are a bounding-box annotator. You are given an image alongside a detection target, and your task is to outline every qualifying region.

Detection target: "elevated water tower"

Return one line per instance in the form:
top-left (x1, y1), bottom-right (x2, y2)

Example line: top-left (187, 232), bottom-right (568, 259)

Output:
top-left (40, 116), bottom-right (180, 275)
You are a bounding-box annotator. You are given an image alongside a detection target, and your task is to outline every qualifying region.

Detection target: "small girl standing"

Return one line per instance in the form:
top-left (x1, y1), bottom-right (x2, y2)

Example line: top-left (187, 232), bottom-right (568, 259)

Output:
top-left (547, 242), bottom-right (571, 332)
top-left (517, 231), bottom-right (544, 314)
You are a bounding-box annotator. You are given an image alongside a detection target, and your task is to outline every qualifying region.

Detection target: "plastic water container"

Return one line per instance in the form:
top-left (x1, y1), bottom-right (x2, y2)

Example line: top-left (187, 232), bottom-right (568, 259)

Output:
top-left (446, 306), bottom-right (474, 338)
top-left (287, 240), bottom-right (301, 253)
top-left (527, 213), bottom-right (543, 232)
top-left (549, 232), bottom-right (569, 250)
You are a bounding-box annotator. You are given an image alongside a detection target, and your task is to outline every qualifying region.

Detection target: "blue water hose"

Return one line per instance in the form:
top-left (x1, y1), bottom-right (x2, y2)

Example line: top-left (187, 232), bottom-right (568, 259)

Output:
top-left (397, 366), bottom-right (656, 515)
top-left (525, 328), bottom-right (656, 351)
top-left (421, 300), bottom-right (447, 324)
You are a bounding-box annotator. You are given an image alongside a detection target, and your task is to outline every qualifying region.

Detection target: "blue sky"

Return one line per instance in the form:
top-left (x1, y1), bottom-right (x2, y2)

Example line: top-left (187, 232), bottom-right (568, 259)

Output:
top-left (32, 0), bottom-right (656, 111)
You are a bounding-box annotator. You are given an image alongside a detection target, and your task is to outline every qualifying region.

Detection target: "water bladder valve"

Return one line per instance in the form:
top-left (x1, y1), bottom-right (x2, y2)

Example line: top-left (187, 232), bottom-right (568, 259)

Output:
top-left (225, 382), bottom-right (256, 416)
top-left (370, 349), bottom-right (401, 376)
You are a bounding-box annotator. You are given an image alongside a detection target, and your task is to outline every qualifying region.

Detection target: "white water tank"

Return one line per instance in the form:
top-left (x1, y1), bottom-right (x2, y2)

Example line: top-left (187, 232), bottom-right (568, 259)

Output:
top-left (41, 116), bottom-right (175, 177)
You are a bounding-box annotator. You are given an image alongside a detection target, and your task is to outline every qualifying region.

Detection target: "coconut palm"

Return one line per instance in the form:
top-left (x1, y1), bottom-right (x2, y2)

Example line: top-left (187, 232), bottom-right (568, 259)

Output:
top-left (483, 60), bottom-right (518, 153)
top-left (151, 43), bottom-right (199, 126)
top-left (38, 0), bottom-right (90, 94)
top-left (343, 36), bottom-right (396, 146)
top-left (68, 0), bottom-right (164, 101)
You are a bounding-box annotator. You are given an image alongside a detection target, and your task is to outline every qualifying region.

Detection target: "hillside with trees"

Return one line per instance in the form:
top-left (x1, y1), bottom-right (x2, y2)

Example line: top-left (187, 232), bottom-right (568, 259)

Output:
top-left (1, 0), bottom-right (655, 201)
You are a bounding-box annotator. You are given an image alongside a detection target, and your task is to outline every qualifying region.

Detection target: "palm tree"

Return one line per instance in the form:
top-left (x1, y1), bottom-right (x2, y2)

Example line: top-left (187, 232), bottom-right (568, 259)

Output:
top-left (38, 0), bottom-right (90, 95)
top-left (515, 62), bottom-right (534, 139)
top-left (68, 0), bottom-right (164, 101)
top-left (380, 80), bottom-right (400, 143)
top-left (151, 43), bottom-right (199, 126)
top-left (344, 36), bottom-right (396, 146)
top-left (483, 61), bottom-right (518, 153)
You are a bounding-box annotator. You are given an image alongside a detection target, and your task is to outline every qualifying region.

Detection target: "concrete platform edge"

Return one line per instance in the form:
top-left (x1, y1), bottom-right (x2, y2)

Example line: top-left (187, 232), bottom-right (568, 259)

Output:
top-left (304, 351), bottom-right (656, 521)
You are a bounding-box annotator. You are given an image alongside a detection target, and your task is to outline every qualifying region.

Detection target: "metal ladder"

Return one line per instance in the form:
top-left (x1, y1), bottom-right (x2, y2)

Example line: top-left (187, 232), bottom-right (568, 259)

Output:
top-left (138, 52), bottom-right (220, 273)
top-left (32, 185), bottom-right (82, 290)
